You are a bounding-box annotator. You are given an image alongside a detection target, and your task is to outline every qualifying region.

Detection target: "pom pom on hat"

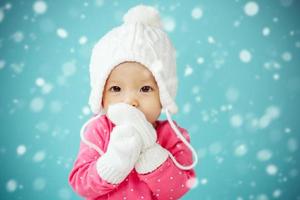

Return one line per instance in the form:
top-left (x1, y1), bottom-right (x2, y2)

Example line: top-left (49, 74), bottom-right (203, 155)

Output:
top-left (123, 5), bottom-right (162, 28)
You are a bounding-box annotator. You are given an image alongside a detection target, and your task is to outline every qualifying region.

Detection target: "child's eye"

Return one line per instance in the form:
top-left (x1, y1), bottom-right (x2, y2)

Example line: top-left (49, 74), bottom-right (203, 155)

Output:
top-left (109, 86), bottom-right (121, 92)
top-left (140, 86), bottom-right (153, 93)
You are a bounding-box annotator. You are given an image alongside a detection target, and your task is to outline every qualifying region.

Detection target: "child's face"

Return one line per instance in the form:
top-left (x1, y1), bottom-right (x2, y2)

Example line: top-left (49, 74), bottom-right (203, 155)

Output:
top-left (102, 62), bottom-right (162, 125)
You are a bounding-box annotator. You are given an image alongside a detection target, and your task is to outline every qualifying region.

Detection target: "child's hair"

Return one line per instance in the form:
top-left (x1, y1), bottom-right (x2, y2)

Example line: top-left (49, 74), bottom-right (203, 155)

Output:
top-left (80, 5), bottom-right (198, 170)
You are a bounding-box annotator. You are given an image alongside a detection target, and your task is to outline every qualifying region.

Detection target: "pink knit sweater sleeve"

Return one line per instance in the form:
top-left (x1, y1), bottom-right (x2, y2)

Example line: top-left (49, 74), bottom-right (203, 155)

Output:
top-left (68, 116), bottom-right (118, 199)
top-left (138, 121), bottom-right (196, 200)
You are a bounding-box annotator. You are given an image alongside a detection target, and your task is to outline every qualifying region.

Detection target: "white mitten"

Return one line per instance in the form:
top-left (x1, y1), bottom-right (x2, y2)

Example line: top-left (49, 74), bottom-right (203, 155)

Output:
top-left (107, 103), bottom-right (156, 149)
top-left (96, 124), bottom-right (142, 184)
top-left (107, 103), bottom-right (168, 174)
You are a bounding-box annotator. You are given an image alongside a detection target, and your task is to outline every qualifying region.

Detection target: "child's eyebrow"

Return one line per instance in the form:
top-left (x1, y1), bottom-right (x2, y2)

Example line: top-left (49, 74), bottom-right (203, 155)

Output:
top-left (107, 80), bottom-right (121, 84)
top-left (140, 79), bottom-right (154, 82)
top-left (109, 78), bottom-right (155, 83)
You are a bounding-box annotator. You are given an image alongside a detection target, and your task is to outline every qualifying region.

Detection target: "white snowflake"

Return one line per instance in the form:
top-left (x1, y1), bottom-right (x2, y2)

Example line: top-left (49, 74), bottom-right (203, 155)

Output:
top-left (244, 1), bottom-right (259, 16)
top-left (62, 61), bottom-right (77, 77)
top-left (16, 145), bottom-right (27, 156)
top-left (33, 150), bottom-right (46, 162)
top-left (0, 9), bottom-right (4, 23)
top-left (256, 149), bottom-right (272, 161)
top-left (239, 49), bottom-right (252, 63)
top-left (262, 27), bottom-right (271, 36)
top-left (162, 16), bottom-right (176, 32)
top-left (266, 164), bottom-right (278, 175)
top-left (79, 36), bottom-right (88, 45)
top-left (234, 144), bottom-right (248, 156)
top-left (57, 28), bottom-right (68, 39)
top-left (33, 1), bottom-right (47, 15)
top-left (230, 114), bottom-right (243, 128)
top-left (191, 7), bottom-right (203, 20)
top-left (184, 65), bottom-right (193, 76)
top-left (6, 179), bottom-right (18, 192)
top-left (35, 77), bottom-right (45, 87)
top-left (33, 177), bottom-right (46, 191)
top-left (0, 59), bottom-right (5, 69)
top-left (30, 97), bottom-right (45, 112)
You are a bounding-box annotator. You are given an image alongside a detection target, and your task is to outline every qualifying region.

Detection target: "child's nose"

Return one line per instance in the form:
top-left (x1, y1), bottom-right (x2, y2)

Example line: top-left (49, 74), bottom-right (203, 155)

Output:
top-left (124, 94), bottom-right (139, 107)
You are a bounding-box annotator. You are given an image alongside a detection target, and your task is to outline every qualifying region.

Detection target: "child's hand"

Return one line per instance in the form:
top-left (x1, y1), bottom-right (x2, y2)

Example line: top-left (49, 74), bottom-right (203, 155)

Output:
top-left (107, 103), bottom-right (156, 150)
top-left (96, 124), bottom-right (142, 184)
top-left (107, 103), bottom-right (146, 125)
top-left (107, 103), bottom-right (169, 174)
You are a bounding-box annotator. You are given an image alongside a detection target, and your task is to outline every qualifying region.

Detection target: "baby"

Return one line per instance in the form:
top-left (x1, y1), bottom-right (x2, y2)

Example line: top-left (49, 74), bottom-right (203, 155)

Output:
top-left (69, 5), bottom-right (198, 200)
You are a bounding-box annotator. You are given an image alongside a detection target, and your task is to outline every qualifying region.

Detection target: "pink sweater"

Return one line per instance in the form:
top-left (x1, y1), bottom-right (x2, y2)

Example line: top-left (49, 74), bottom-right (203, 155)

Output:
top-left (69, 115), bottom-right (196, 200)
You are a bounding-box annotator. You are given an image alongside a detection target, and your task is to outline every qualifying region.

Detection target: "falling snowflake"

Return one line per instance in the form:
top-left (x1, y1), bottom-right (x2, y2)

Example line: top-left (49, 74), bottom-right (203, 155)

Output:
top-left (57, 28), bottom-right (68, 39)
top-left (244, 1), bottom-right (259, 16)
top-left (33, 1), bottom-right (48, 15)
top-left (191, 7), bottom-right (203, 20)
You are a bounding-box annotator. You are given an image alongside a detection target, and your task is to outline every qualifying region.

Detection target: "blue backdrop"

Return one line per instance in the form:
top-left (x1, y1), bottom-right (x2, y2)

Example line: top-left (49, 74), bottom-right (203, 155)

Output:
top-left (1, 0), bottom-right (300, 199)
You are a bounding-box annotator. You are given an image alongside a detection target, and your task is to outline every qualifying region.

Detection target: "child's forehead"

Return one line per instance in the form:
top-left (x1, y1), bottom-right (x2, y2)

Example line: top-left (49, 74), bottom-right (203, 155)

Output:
top-left (108, 62), bottom-right (155, 80)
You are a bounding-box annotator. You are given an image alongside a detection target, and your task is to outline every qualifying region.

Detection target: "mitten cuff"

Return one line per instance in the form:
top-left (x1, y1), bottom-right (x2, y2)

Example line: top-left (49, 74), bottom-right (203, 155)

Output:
top-left (96, 155), bottom-right (129, 184)
top-left (135, 144), bottom-right (169, 174)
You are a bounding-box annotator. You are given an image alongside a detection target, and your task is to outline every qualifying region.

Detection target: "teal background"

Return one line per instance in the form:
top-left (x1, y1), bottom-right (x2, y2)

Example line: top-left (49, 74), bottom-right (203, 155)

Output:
top-left (1, 0), bottom-right (300, 199)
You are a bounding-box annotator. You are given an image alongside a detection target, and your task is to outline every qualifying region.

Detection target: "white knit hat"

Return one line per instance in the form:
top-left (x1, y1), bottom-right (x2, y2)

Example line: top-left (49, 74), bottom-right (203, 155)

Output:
top-left (88, 4), bottom-right (178, 115)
